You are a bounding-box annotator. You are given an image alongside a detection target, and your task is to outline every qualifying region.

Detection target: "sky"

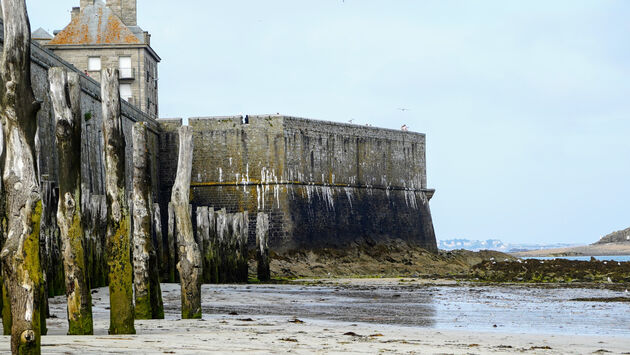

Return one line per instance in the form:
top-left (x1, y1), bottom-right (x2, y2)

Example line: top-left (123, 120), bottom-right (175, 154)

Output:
top-left (24, 0), bottom-right (630, 245)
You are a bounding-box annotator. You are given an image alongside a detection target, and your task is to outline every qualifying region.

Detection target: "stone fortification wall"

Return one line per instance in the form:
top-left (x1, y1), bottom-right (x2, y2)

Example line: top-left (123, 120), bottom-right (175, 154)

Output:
top-left (0, 19), bottom-right (161, 291)
top-left (158, 115), bottom-right (437, 253)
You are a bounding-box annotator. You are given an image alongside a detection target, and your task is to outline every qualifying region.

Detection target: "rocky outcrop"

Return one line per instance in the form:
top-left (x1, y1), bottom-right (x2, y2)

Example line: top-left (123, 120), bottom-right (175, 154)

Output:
top-left (595, 227), bottom-right (630, 244)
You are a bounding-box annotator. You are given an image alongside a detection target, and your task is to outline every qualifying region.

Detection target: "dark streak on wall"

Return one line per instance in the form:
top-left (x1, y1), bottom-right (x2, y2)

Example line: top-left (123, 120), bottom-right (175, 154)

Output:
top-left (160, 115), bottom-right (437, 254)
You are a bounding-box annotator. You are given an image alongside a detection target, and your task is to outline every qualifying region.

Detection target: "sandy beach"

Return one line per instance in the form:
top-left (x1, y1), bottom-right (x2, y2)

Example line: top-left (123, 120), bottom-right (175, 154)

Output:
top-left (1, 281), bottom-right (629, 354)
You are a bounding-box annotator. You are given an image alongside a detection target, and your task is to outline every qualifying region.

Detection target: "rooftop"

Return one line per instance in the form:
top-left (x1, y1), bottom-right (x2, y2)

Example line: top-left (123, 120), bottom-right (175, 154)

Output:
top-left (48, 0), bottom-right (141, 46)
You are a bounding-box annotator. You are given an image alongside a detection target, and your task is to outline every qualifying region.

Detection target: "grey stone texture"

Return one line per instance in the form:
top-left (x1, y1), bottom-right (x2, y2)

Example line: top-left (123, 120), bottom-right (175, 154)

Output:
top-left (158, 115), bottom-right (437, 254)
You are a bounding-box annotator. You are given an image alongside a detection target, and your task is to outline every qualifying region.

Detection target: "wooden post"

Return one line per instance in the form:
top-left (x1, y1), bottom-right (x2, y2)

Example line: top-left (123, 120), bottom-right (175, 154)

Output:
top-left (152, 203), bottom-right (164, 280)
top-left (0, 0), bottom-right (46, 353)
top-left (131, 122), bottom-right (164, 319)
top-left (167, 202), bottom-right (176, 282)
top-left (207, 208), bottom-right (218, 283)
top-left (237, 212), bottom-right (249, 282)
top-left (215, 209), bottom-right (227, 283)
top-left (49, 68), bottom-right (94, 335)
top-left (150, 203), bottom-right (164, 318)
top-left (256, 212), bottom-right (270, 281)
top-left (101, 68), bottom-right (135, 335)
top-left (196, 206), bottom-right (210, 283)
top-left (170, 126), bottom-right (202, 319)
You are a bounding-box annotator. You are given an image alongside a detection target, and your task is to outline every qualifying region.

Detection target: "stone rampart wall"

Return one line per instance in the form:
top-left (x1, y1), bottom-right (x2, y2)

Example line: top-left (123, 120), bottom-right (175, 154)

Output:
top-left (158, 115), bottom-right (437, 253)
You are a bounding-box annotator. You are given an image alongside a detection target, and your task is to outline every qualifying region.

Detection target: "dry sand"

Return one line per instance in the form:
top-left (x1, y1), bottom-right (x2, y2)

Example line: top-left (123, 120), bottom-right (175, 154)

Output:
top-left (1, 282), bottom-right (629, 354)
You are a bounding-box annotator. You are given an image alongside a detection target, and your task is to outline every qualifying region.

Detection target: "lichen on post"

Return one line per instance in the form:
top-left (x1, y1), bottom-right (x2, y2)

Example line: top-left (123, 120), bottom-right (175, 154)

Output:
top-left (0, 0), bottom-right (46, 353)
top-left (170, 126), bottom-right (202, 319)
top-left (100, 68), bottom-right (135, 335)
top-left (256, 212), bottom-right (270, 282)
top-left (131, 122), bottom-right (163, 319)
top-left (49, 67), bottom-right (94, 335)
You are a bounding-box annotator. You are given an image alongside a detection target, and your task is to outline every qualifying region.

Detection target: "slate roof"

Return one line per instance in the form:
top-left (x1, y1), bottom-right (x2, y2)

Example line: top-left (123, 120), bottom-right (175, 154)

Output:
top-left (32, 27), bottom-right (53, 40)
top-left (48, 0), bottom-right (142, 45)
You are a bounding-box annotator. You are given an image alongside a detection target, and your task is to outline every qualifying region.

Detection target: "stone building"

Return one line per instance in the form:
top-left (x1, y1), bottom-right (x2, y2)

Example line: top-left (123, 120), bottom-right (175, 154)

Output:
top-left (43, 0), bottom-right (160, 118)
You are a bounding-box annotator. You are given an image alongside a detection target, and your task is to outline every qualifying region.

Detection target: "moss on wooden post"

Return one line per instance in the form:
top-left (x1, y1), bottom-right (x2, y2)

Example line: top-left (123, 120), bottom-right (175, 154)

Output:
top-left (132, 122), bottom-right (163, 319)
top-left (0, 0), bottom-right (46, 353)
top-left (171, 126), bottom-right (202, 319)
top-left (2, 273), bottom-right (11, 335)
top-left (49, 67), bottom-right (93, 335)
top-left (101, 68), bottom-right (135, 335)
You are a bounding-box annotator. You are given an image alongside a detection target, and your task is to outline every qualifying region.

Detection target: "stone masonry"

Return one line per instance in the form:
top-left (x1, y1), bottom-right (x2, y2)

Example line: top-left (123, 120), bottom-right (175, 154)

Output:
top-left (158, 116), bottom-right (437, 253)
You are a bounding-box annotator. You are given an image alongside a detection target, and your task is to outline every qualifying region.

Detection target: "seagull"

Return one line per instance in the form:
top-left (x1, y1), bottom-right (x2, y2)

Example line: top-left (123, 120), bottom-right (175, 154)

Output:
top-left (348, 119), bottom-right (355, 124)
top-left (398, 108), bottom-right (410, 112)
top-left (401, 124), bottom-right (408, 131)
top-left (607, 277), bottom-right (612, 283)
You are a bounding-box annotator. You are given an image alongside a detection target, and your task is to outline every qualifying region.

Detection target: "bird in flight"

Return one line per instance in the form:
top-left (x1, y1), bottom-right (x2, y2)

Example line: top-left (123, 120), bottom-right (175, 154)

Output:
top-left (398, 108), bottom-right (410, 112)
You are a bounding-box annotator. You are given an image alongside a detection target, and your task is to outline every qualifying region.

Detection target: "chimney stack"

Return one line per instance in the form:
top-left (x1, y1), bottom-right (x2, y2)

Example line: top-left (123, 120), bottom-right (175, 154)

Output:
top-left (107, 0), bottom-right (137, 26)
top-left (71, 7), bottom-right (80, 21)
top-left (80, 0), bottom-right (94, 9)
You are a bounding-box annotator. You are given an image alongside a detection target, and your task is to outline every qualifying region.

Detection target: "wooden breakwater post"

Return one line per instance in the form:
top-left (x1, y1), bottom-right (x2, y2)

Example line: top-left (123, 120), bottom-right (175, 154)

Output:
top-left (171, 126), bottom-right (202, 319)
top-left (256, 212), bottom-right (270, 281)
top-left (215, 209), bottom-right (228, 283)
top-left (236, 211), bottom-right (249, 282)
top-left (0, 0), bottom-right (47, 352)
top-left (131, 122), bottom-right (164, 319)
top-left (101, 68), bottom-right (135, 335)
top-left (50, 67), bottom-right (94, 335)
top-left (196, 206), bottom-right (218, 284)
top-left (166, 202), bottom-right (177, 282)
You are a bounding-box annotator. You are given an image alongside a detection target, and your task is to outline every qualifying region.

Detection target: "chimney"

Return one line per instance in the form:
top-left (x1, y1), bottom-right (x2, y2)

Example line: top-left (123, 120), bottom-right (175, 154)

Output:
top-left (107, 0), bottom-right (137, 26)
top-left (143, 31), bottom-right (151, 46)
top-left (71, 7), bottom-right (80, 21)
top-left (80, 0), bottom-right (94, 9)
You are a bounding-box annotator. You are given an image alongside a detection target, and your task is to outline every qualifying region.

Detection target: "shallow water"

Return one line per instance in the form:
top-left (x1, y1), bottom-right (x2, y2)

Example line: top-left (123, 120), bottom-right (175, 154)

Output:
top-left (152, 283), bottom-right (630, 337)
top-left (524, 255), bottom-right (630, 262)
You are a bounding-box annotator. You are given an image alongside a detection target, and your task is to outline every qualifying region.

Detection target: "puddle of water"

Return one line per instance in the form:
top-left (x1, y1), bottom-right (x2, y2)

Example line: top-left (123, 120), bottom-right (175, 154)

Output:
top-left (186, 284), bottom-right (630, 336)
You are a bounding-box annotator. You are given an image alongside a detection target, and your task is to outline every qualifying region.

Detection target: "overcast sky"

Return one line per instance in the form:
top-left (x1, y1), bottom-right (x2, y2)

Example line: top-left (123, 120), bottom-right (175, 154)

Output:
top-left (25, 0), bottom-right (630, 245)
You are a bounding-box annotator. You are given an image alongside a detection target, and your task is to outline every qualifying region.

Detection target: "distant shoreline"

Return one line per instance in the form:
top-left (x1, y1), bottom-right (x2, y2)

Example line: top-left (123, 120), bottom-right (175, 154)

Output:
top-left (511, 242), bottom-right (630, 257)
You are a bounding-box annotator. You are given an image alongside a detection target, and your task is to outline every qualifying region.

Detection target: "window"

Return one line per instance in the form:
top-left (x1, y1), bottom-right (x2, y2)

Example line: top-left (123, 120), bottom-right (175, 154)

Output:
top-left (88, 57), bottom-right (101, 71)
top-left (119, 84), bottom-right (132, 102)
top-left (119, 56), bottom-right (132, 79)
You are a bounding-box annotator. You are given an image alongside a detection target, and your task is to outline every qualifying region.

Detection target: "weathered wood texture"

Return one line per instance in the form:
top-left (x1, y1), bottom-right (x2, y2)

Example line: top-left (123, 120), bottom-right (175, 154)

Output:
top-left (256, 212), bottom-right (270, 281)
top-left (101, 68), bottom-right (135, 335)
top-left (166, 202), bottom-right (176, 282)
top-left (149, 203), bottom-right (164, 319)
top-left (196, 207), bottom-right (218, 284)
top-left (39, 182), bottom-right (64, 299)
top-left (0, 0), bottom-right (46, 353)
top-left (170, 126), bottom-right (201, 319)
top-left (152, 203), bottom-right (164, 281)
top-left (237, 211), bottom-right (249, 282)
top-left (82, 194), bottom-right (107, 289)
top-left (131, 122), bottom-right (163, 319)
top-left (215, 209), bottom-right (228, 283)
top-left (50, 67), bottom-right (93, 335)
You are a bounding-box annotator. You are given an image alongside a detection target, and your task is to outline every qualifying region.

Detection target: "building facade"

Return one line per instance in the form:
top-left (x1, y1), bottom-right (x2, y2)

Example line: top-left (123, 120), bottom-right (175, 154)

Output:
top-left (42, 0), bottom-right (160, 118)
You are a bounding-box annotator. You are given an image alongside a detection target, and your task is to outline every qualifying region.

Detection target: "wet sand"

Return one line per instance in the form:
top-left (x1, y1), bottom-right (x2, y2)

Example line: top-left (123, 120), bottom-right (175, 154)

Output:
top-left (1, 281), bottom-right (629, 354)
